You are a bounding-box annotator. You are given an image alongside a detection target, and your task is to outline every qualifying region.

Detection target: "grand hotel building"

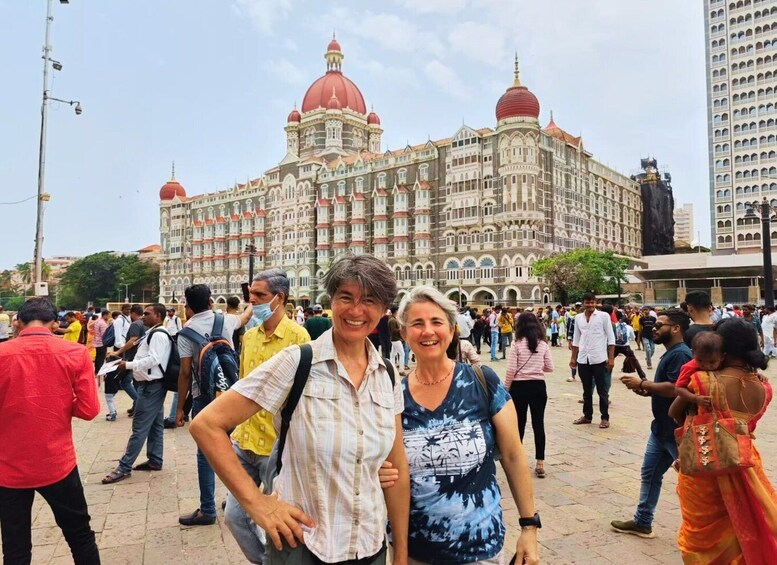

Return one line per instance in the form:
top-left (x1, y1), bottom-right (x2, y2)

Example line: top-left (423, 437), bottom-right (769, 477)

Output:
top-left (158, 39), bottom-right (642, 306)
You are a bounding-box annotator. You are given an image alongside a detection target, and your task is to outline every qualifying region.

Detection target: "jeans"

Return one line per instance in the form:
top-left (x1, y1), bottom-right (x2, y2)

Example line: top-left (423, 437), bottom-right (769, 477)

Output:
top-left (192, 396), bottom-right (217, 518)
top-left (509, 380), bottom-right (547, 460)
top-left (500, 333), bottom-right (512, 358)
top-left (634, 432), bottom-right (678, 528)
top-left (490, 330), bottom-right (499, 360)
top-left (578, 362), bottom-right (609, 420)
top-left (403, 342), bottom-right (410, 368)
top-left (167, 391), bottom-right (179, 420)
top-left (642, 338), bottom-right (655, 368)
top-left (0, 466), bottom-right (100, 565)
top-left (225, 442), bottom-right (270, 564)
top-left (119, 371), bottom-right (138, 403)
top-left (117, 381), bottom-right (166, 473)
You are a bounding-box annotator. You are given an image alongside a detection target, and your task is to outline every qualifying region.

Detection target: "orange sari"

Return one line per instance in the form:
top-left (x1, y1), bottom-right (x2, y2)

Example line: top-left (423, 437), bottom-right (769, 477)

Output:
top-left (677, 371), bottom-right (777, 564)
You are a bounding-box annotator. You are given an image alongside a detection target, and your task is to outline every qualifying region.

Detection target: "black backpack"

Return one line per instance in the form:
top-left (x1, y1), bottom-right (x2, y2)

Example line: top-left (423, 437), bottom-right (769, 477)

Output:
top-left (177, 312), bottom-right (239, 403)
top-left (102, 323), bottom-right (116, 348)
top-left (145, 328), bottom-right (181, 392)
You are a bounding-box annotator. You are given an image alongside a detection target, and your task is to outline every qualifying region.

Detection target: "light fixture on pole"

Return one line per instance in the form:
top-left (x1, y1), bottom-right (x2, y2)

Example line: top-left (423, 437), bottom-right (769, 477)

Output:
top-left (33, 0), bottom-right (80, 297)
top-left (744, 197), bottom-right (777, 308)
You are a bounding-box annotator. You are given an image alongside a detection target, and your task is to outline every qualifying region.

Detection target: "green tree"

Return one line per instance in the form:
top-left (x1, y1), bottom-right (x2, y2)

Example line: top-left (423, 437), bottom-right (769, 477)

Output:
top-left (57, 252), bottom-right (158, 308)
top-left (532, 249), bottom-right (629, 305)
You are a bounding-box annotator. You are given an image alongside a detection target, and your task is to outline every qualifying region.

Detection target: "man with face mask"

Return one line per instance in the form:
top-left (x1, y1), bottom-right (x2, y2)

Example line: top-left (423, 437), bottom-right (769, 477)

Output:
top-left (175, 284), bottom-right (253, 526)
top-left (223, 269), bottom-right (310, 563)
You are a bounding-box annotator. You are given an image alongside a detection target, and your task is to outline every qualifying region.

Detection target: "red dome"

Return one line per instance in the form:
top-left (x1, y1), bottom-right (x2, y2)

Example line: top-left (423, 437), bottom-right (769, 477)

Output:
top-left (327, 37), bottom-right (341, 52)
top-left (302, 72), bottom-right (366, 114)
top-left (367, 111), bottom-right (381, 125)
top-left (496, 85), bottom-right (540, 121)
top-left (159, 179), bottom-right (186, 200)
top-left (287, 108), bottom-right (301, 122)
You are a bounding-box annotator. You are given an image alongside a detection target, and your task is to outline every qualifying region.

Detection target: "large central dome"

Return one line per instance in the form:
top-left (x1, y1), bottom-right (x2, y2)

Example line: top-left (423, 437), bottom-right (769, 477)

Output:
top-left (300, 37), bottom-right (367, 114)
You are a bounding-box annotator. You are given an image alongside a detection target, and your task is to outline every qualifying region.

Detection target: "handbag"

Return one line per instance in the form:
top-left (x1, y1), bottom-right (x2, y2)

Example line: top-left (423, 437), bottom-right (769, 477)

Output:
top-left (675, 371), bottom-right (754, 476)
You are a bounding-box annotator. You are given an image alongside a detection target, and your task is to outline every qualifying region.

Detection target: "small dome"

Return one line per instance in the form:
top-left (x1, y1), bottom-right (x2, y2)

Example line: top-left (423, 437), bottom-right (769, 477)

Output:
top-left (496, 86), bottom-right (540, 121)
top-left (160, 179), bottom-right (186, 201)
top-left (327, 37), bottom-right (341, 52)
top-left (367, 111), bottom-right (381, 125)
top-left (287, 108), bottom-right (301, 122)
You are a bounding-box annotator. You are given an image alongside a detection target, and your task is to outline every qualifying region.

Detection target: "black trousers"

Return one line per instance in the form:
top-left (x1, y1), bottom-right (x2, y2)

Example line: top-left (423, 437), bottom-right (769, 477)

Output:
top-left (93, 346), bottom-right (107, 375)
top-left (0, 466), bottom-right (100, 565)
top-left (509, 380), bottom-right (547, 460)
top-left (578, 362), bottom-right (609, 421)
top-left (472, 331), bottom-right (483, 353)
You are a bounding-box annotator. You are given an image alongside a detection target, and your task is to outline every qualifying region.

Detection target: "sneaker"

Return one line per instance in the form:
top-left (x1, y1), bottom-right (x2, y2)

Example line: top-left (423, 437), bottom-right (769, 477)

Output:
top-left (106, 412), bottom-right (117, 422)
top-left (163, 418), bottom-right (176, 429)
top-left (566, 377), bottom-right (576, 382)
top-left (179, 509), bottom-right (217, 526)
top-left (610, 519), bottom-right (655, 539)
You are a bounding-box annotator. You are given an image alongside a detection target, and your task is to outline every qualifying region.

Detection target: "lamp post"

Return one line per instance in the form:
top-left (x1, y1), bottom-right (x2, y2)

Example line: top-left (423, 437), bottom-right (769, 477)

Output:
top-left (744, 197), bottom-right (777, 308)
top-left (245, 244), bottom-right (257, 282)
top-left (33, 0), bottom-right (82, 297)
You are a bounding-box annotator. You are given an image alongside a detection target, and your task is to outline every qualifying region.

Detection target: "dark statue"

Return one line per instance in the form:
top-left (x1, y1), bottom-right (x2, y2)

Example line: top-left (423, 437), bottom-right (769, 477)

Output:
top-left (634, 158), bottom-right (675, 256)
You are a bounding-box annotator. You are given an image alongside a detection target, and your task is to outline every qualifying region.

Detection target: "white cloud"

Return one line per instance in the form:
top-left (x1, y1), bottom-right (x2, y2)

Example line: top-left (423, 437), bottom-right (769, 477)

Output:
top-left (424, 60), bottom-right (471, 101)
top-left (397, 0), bottom-right (469, 14)
top-left (319, 9), bottom-right (445, 58)
top-left (232, 0), bottom-right (293, 35)
top-left (448, 21), bottom-right (509, 67)
top-left (263, 58), bottom-right (306, 85)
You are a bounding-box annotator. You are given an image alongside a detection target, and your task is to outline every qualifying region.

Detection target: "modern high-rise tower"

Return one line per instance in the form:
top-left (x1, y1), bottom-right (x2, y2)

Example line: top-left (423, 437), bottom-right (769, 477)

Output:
top-left (705, 0), bottom-right (777, 254)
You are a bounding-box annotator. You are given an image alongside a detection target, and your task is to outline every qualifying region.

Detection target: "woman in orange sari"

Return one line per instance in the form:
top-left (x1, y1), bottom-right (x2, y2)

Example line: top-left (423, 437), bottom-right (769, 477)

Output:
top-left (669, 318), bottom-right (777, 564)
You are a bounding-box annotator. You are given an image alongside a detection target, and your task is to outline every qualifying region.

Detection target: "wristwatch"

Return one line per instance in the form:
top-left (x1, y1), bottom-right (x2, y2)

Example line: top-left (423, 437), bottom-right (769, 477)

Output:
top-left (519, 512), bottom-right (542, 529)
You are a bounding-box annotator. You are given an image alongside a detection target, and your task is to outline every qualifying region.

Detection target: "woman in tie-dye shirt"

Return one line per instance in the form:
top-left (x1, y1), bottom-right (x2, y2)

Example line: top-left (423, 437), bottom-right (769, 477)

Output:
top-left (383, 286), bottom-right (540, 565)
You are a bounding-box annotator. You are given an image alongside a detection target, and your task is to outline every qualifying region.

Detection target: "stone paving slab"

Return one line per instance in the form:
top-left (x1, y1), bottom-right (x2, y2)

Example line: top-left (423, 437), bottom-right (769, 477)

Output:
top-left (12, 343), bottom-right (777, 563)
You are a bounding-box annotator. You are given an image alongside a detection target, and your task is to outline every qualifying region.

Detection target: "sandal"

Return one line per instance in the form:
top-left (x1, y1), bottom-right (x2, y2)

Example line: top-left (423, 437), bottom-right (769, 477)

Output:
top-left (573, 416), bottom-right (592, 425)
top-left (599, 420), bottom-right (610, 429)
top-left (102, 470), bottom-right (130, 484)
top-left (535, 466), bottom-right (546, 478)
top-left (133, 461), bottom-right (162, 471)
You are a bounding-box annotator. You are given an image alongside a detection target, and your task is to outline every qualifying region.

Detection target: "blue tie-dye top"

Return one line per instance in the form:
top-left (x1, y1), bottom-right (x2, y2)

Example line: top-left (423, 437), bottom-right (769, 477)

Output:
top-left (402, 363), bottom-right (510, 564)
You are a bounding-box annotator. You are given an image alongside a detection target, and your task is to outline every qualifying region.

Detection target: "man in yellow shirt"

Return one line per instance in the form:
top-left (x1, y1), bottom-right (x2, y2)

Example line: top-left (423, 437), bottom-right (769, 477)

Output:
top-left (55, 312), bottom-right (82, 343)
top-left (224, 268), bottom-right (309, 563)
top-left (631, 309), bottom-right (642, 350)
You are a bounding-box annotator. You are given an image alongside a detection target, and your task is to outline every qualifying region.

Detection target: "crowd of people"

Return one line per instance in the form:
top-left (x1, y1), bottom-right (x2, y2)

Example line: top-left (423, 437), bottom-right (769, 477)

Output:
top-left (2, 258), bottom-right (777, 564)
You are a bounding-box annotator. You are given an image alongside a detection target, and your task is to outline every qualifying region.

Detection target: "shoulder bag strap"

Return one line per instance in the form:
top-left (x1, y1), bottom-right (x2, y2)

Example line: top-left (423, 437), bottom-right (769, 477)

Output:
top-left (472, 364), bottom-right (492, 405)
top-left (212, 312), bottom-right (225, 338)
top-left (382, 358), bottom-right (396, 386)
top-left (276, 344), bottom-right (314, 476)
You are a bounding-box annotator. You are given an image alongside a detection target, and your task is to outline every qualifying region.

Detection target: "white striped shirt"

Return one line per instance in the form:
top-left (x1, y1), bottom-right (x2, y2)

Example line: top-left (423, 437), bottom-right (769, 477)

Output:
top-left (231, 329), bottom-right (403, 562)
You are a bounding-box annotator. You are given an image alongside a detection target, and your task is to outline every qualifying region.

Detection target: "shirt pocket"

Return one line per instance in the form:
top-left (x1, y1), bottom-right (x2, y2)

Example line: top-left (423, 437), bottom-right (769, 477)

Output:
top-left (369, 389), bottom-right (396, 430)
top-left (302, 378), bottom-right (341, 422)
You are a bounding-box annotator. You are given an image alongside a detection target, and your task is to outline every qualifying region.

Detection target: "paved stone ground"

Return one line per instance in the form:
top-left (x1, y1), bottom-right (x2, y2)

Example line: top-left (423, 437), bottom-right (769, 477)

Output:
top-left (22, 343), bottom-right (777, 564)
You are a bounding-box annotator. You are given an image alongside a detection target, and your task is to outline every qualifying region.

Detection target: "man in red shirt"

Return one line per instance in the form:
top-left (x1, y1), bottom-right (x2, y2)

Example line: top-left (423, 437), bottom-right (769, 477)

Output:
top-left (0, 297), bottom-right (101, 564)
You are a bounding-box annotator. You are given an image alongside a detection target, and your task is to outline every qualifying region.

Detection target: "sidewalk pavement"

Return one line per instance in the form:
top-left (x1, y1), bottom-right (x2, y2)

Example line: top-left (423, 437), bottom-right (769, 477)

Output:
top-left (23, 342), bottom-right (777, 564)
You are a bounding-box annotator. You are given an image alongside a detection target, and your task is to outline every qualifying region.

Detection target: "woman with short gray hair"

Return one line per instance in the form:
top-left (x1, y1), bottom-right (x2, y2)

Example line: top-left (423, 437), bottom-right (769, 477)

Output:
top-left (190, 254), bottom-right (410, 565)
top-left (382, 285), bottom-right (540, 564)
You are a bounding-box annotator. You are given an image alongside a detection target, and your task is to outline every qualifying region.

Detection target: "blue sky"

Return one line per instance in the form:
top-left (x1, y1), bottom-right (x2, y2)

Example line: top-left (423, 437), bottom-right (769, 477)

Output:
top-left (0, 0), bottom-right (706, 270)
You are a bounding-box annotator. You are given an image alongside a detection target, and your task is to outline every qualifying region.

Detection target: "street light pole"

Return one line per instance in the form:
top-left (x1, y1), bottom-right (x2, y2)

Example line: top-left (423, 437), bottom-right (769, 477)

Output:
top-left (745, 197), bottom-right (775, 308)
top-left (760, 199), bottom-right (774, 309)
top-left (33, 0), bottom-right (80, 297)
top-left (33, 0), bottom-right (55, 295)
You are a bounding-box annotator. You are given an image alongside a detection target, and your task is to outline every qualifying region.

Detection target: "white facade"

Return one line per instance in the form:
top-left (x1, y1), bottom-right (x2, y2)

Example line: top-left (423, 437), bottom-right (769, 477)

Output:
top-left (674, 203), bottom-right (695, 243)
top-left (705, 0), bottom-right (777, 254)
